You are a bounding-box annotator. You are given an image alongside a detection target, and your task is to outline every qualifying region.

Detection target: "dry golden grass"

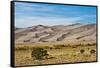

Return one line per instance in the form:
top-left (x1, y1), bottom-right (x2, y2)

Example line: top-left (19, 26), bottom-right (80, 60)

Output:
top-left (15, 42), bottom-right (97, 66)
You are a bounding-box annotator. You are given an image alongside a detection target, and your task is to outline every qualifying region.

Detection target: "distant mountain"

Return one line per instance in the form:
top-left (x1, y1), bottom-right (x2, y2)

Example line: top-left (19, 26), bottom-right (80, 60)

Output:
top-left (15, 23), bottom-right (96, 44)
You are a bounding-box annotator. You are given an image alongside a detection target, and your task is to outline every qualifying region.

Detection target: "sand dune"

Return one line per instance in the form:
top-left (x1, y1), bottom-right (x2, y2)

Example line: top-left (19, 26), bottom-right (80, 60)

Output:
top-left (15, 23), bottom-right (96, 44)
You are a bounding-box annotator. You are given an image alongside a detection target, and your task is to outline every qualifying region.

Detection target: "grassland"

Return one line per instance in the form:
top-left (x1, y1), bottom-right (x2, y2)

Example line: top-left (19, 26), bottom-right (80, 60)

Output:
top-left (15, 41), bottom-right (97, 66)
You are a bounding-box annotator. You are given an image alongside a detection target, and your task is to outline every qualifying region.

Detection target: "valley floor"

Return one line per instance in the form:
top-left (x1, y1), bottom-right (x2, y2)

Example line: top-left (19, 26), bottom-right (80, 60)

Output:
top-left (15, 41), bottom-right (97, 66)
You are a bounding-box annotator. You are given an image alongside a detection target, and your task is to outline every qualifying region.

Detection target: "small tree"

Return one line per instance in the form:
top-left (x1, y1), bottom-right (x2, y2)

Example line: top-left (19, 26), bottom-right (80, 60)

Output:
top-left (31, 48), bottom-right (48, 60)
top-left (80, 49), bottom-right (85, 54)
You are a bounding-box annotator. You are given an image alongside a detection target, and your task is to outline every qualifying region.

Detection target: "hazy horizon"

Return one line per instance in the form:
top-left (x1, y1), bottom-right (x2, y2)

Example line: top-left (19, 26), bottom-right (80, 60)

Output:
top-left (15, 2), bottom-right (96, 28)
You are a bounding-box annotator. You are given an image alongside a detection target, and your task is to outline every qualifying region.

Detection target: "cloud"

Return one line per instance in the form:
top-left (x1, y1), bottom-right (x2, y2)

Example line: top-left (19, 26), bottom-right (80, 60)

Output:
top-left (15, 2), bottom-right (96, 28)
top-left (15, 16), bottom-right (83, 28)
top-left (15, 2), bottom-right (81, 18)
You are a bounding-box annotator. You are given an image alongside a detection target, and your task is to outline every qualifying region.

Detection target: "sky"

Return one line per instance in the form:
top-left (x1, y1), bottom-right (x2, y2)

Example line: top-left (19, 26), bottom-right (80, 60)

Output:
top-left (15, 2), bottom-right (97, 28)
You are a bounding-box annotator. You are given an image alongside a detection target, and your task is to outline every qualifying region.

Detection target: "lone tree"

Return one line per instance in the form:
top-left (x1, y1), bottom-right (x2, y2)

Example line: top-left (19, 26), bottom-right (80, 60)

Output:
top-left (31, 48), bottom-right (48, 60)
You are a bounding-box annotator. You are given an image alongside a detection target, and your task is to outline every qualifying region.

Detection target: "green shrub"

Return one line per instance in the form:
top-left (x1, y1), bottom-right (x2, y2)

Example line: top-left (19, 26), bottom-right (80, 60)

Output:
top-left (31, 48), bottom-right (48, 60)
top-left (90, 50), bottom-right (95, 54)
top-left (92, 43), bottom-right (96, 45)
top-left (80, 49), bottom-right (85, 54)
top-left (15, 46), bottom-right (29, 51)
top-left (87, 43), bottom-right (91, 46)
